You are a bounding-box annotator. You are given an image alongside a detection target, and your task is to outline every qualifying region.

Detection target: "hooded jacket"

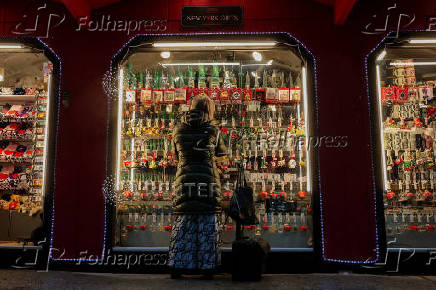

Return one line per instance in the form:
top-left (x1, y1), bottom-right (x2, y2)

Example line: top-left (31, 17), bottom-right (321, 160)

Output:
top-left (172, 109), bottom-right (227, 213)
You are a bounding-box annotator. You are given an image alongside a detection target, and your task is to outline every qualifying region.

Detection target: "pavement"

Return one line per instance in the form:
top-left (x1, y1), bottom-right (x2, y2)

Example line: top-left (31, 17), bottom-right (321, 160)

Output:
top-left (0, 270), bottom-right (436, 290)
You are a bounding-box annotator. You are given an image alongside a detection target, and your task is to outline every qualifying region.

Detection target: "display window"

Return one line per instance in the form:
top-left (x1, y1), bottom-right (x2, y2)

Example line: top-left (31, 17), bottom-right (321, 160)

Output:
top-left (368, 32), bottom-right (436, 249)
top-left (107, 33), bottom-right (319, 251)
top-left (0, 38), bottom-right (59, 247)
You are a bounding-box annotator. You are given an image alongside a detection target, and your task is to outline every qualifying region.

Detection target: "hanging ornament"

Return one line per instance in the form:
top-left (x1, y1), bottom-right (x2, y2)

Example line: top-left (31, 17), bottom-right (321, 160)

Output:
top-left (422, 191), bottom-right (433, 200)
top-left (297, 190), bottom-right (306, 199)
top-left (259, 191), bottom-right (268, 200)
top-left (405, 192), bottom-right (415, 199)
top-left (426, 225), bottom-right (435, 232)
top-left (223, 191), bottom-right (232, 200)
top-left (394, 156), bottom-right (403, 165)
top-left (386, 191), bottom-right (396, 200)
top-left (123, 190), bottom-right (134, 199)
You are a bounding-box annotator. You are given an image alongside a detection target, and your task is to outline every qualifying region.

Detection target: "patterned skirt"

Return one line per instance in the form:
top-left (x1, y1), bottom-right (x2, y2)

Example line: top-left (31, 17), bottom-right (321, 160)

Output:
top-left (168, 214), bottom-right (222, 270)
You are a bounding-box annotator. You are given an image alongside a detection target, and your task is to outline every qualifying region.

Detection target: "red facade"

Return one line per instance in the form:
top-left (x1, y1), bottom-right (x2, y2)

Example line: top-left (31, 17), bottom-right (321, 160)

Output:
top-left (1, 0), bottom-right (433, 263)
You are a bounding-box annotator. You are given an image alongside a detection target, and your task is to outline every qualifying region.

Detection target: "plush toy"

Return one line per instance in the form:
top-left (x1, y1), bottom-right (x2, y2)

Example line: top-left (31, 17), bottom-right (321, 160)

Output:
top-left (7, 194), bottom-right (22, 210)
top-left (8, 200), bottom-right (20, 210)
top-left (0, 199), bottom-right (8, 210)
top-left (10, 194), bottom-right (22, 203)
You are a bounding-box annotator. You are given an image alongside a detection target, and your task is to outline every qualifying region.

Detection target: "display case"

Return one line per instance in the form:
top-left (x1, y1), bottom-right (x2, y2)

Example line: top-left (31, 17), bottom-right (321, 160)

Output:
top-left (107, 33), bottom-right (319, 251)
top-left (0, 38), bottom-right (59, 247)
top-left (368, 32), bottom-right (436, 249)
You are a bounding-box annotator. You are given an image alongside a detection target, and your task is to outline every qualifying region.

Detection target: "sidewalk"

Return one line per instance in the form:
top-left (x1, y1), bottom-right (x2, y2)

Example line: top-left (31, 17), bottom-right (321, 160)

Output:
top-left (0, 270), bottom-right (436, 290)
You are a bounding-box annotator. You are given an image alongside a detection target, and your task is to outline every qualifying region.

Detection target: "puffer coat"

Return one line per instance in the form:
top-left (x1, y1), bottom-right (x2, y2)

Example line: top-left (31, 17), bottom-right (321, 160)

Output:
top-left (172, 109), bottom-right (227, 213)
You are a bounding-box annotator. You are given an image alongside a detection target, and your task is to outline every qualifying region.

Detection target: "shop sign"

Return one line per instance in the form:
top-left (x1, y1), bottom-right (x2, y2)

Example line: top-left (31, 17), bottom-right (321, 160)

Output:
top-left (181, 6), bottom-right (243, 28)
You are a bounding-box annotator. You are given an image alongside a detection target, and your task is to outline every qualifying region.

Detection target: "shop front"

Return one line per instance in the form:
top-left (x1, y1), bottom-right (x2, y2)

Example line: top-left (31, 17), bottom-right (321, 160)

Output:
top-left (367, 31), bottom-right (436, 269)
top-left (105, 33), bottom-right (321, 271)
top-left (0, 37), bottom-right (60, 266)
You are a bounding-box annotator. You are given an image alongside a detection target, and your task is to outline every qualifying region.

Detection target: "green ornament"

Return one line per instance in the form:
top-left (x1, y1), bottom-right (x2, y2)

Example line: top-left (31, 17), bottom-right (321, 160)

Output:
top-left (126, 62), bottom-right (133, 71)
top-left (198, 65), bottom-right (206, 88)
top-left (261, 158), bottom-right (267, 169)
top-left (210, 65), bottom-right (220, 88)
top-left (153, 70), bottom-right (160, 89)
top-left (178, 71), bottom-right (185, 87)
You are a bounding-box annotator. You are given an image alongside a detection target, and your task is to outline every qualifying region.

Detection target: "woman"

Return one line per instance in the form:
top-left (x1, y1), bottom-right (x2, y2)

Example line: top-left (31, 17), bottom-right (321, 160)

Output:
top-left (169, 94), bottom-right (227, 279)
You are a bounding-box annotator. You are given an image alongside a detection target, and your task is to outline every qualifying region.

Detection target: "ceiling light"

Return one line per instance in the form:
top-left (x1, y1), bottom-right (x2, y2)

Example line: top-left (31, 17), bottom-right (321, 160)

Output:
top-left (389, 61), bottom-right (436, 66)
top-left (153, 42), bottom-right (276, 48)
top-left (252, 51), bottom-right (262, 61)
top-left (0, 45), bottom-right (22, 49)
top-left (161, 62), bottom-right (240, 66)
top-left (160, 51), bottom-right (171, 59)
top-left (408, 39), bottom-right (436, 44)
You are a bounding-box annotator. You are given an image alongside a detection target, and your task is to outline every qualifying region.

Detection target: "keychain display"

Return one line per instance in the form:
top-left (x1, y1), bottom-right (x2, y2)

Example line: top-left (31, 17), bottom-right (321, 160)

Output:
top-left (379, 58), bottom-right (436, 241)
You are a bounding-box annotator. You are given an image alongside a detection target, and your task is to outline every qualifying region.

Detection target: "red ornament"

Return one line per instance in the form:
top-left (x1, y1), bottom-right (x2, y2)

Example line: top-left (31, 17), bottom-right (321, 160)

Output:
top-left (126, 224), bottom-right (134, 231)
top-left (226, 225), bottom-right (234, 230)
top-left (8, 201), bottom-right (19, 210)
top-left (269, 192), bottom-right (278, 199)
top-left (140, 192), bottom-right (148, 200)
top-left (284, 225), bottom-right (292, 231)
top-left (426, 225), bottom-right (435, 232)
top-left (422, 191), bottom-right (432, 200)
top-left (262, 225), bottom-right (269, 230)
top-left (386, 191), bottom-right (395, 200)
top-left (297, 191), bottom-right (306, 199)
top-left (300, 225), bottom-right (308, 231)
top-left (123, 190), bottom-right (134, 199)
top-left (279, 192), bottom-right (287, 199)
top-left (140, 225), bottom-right (147, 230)
top-left (223, 191), bottom-right (232, 200)
top-left (164, 225), bottom-right (172, 231)
top-left (394, 157), bottom-right (403, 165)
top-left (259, 191), bottom-right (269, 200)
top-left (409, 225), bottom-right (419, 231)
top-left (405, 192), bottom-right (415, 198)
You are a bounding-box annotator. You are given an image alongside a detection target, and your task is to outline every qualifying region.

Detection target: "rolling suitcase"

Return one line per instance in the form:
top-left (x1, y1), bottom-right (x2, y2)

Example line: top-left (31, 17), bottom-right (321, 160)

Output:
top-left (231, 221), bottom-right (270, 281)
